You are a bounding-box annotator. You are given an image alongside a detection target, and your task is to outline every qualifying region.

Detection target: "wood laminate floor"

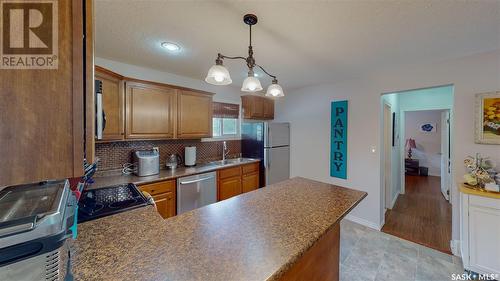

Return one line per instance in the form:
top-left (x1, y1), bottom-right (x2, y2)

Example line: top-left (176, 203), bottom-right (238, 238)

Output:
top-left (382, 175), bottom-right (452, 254)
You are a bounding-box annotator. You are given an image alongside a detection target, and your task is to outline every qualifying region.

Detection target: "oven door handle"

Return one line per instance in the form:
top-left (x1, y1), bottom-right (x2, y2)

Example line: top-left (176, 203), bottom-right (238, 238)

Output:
top-left (0, 216), bottom-right (36, 238)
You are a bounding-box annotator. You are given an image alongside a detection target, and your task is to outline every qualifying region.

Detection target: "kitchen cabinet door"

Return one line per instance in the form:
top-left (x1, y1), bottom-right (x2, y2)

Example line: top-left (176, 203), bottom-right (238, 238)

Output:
top-left (153, 192), bottom-right (176, 219)
top-left (467, 197), bottom-right (500, 275)
top-left (125, 82), bottom-right (176, 139)
top-left (241, 95), bottom-right (274, 120)
top-left (0, 0), bottom-right (93, 187)
top-left (95, 67), bottom-right (124, 140)
top-left (218, 176), bottom-right (242, 201)
top-left (177, 90), bottom-right (213, 139)
top-left (263, 98), bottom-right (275, 119)
top-left (242, 172), bottom-right (259, 193)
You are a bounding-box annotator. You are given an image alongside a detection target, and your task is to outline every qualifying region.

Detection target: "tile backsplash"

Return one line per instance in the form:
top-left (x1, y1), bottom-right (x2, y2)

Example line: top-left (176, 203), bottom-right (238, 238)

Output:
top-left (95, 139), bottom-right (241, 171)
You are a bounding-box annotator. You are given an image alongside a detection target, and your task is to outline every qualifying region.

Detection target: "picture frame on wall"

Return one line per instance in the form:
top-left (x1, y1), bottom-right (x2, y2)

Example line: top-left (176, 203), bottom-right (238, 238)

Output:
top-left (474, 91), bottom-right (500, 144)
top-left (419, 122), bottom-right (437, 133)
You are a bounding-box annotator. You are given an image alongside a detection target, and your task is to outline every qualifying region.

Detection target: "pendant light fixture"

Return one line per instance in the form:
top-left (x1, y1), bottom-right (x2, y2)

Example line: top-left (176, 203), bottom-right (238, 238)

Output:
top-left (205, 14), bottom-right (284, 97)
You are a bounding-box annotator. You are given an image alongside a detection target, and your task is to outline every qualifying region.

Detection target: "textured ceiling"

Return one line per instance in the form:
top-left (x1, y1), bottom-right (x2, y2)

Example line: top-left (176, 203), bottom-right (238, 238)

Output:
top-left (95, 0), bottom-right (500, 91)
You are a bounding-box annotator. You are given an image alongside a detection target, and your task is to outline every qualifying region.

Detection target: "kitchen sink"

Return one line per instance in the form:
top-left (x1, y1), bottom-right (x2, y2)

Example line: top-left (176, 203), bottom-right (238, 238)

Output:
top-left (210, 158), bottom-right (255, 166)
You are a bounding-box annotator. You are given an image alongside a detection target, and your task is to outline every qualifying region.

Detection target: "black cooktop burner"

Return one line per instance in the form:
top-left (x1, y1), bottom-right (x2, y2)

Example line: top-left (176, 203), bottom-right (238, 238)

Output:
top-left (77, 183), bottom-right (148, 223)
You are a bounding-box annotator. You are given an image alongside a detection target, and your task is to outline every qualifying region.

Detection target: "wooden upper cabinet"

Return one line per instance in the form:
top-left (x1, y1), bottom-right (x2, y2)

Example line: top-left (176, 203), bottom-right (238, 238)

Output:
top-left (0, 0), bottom-right (93, 187)
top-left (125, 82), bottom-right (176, 139)
top-left (242, 95), bottom-right (275, 120)
top-left (177, 90), bottom-right (213, 139)
top-left (95, 67), bottom-right (124, 140)
top-left (263, 98), bottom-right (275, 119)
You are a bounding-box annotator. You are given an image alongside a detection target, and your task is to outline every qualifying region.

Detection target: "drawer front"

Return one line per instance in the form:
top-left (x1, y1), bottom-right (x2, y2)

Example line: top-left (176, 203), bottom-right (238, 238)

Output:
top-left (470, 195), bottom-right (500, 210)
top-left (242, 162), bottom-right (259, 175)
top-left (218, 166), bottom-right (241, 179)
top-left (140, 180), bottom-right (175, 196)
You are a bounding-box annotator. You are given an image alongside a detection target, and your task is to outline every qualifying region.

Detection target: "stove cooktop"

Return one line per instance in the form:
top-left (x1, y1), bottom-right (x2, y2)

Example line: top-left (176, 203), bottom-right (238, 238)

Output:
top-left (77, 183), bottom-right (149, 223)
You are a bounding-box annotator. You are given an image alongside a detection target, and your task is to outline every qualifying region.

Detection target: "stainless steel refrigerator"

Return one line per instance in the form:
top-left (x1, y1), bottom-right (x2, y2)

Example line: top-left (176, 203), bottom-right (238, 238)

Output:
top-left (242, 122), bottom-right (290, 187)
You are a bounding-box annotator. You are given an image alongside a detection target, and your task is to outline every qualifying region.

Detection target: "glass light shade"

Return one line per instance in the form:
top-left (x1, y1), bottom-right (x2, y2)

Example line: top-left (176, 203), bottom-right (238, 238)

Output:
top-left (205, 65), bottom-right (232, 85)
top-left (265, 83), bottom-right (284, 97)
top-left (241, 76), bottom-right (263, 92)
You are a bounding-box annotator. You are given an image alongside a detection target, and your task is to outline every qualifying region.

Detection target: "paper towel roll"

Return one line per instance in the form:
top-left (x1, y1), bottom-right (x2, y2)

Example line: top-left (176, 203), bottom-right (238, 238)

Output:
top-left (184, 146), bottom-right (196, 167)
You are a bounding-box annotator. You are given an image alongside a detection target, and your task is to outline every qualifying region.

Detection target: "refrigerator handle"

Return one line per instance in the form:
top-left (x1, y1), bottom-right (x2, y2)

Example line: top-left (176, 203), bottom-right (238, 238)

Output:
top-left (267, 126), bottom-right (271, 147)
top-left (264, 149), bottom-right (269, 169)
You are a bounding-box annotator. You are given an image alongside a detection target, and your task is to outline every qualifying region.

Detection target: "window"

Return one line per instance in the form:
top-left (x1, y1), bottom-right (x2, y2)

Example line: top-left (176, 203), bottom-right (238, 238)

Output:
top-left (213, 117), bottom-right (238, 137)
top-left (211, 102), bottom-right (240, 138)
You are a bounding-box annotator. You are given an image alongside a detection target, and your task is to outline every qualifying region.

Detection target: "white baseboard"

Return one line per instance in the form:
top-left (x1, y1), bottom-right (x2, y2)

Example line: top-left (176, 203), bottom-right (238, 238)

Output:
top-left (450, 240), bottom-right (461, 256)
top-left (345, 215), bottom-right (382, 231)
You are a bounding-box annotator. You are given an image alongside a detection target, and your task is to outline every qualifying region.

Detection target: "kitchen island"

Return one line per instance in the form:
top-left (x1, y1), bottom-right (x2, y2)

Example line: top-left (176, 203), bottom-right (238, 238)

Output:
top-left (72, 177), bottom-right (366, 281)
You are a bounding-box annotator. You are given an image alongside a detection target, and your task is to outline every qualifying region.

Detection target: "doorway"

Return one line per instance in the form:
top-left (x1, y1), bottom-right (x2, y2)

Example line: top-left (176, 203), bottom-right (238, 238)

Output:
top-left (379, 85), bottom-right (454, 254)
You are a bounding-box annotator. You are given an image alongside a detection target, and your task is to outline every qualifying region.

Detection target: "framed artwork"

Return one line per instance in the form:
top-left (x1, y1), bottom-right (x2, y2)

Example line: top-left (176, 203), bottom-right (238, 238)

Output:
top-left (475, 91), bottom-right (500, 144)
top-left (419, 123), bottom-right (436, 133)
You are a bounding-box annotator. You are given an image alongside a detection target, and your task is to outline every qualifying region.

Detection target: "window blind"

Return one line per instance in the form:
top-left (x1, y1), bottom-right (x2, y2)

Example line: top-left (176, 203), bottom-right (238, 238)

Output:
top-left (213, 102), bottom-right (239, 118)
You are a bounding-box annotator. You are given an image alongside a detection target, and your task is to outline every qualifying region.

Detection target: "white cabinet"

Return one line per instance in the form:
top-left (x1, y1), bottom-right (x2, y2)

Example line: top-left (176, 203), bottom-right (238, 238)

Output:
top-left (461, 192), bottom-right (500, 275)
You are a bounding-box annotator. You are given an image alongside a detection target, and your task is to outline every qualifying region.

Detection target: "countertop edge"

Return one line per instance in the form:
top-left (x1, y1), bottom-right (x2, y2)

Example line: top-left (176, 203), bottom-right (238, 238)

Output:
top-left (459, 183), bottom-right (500, 199)
top-left (266, 190), bottom-right (368, 281)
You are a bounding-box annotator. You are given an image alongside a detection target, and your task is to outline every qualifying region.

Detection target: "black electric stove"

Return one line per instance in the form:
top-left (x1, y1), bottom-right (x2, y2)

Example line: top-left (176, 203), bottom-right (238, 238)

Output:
top-left (77, 183), bottom-right (149, 223)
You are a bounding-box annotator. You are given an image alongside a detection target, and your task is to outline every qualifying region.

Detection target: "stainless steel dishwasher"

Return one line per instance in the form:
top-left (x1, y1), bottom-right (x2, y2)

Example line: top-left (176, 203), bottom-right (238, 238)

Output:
top-left (177, 171), bottom-right (217, 214)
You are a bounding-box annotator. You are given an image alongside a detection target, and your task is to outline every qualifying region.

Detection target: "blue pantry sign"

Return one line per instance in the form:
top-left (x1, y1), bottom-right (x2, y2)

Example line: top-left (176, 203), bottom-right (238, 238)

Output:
top-left (330, 100), bottom-right (348, 179)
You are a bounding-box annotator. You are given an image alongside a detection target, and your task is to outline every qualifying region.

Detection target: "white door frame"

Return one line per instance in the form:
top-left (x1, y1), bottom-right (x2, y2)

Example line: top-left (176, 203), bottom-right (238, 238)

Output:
top-left (440, 110), bottom-right (451, 201)
top-left (383, 103), bottom-right (393, 210)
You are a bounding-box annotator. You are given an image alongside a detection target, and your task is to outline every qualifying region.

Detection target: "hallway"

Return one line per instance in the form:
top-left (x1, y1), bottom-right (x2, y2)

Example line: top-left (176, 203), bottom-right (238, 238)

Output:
top-left (382, 175), bottom-right (452, 253)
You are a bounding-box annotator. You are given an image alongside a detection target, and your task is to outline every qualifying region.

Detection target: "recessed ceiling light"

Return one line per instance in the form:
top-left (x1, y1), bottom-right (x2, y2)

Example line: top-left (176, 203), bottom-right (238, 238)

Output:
top-left (161, 42), bottom-right (181, 52)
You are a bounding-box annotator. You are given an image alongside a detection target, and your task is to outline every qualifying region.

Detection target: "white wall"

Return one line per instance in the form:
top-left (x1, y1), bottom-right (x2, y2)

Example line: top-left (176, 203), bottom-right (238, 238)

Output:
top-left (95, 57), bottom-right (242, 104)
top-left (405, 110), bottom-right (444, 177)
top-left (275, 49), bottom-right (500, 240)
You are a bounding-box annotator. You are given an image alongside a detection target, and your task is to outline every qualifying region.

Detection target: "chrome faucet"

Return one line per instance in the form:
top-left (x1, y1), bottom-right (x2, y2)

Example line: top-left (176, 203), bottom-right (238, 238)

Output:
top-left (222, 141), bottom-right (229, 161)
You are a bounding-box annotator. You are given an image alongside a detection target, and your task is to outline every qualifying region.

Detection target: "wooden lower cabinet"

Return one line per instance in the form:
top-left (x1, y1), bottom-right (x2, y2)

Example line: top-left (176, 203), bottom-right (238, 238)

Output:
top-left (139, 180), bottom-right (176, 219)
top-left (218, 176), bottom-right (242, 201)
top-left (278, 223), bottom-right (340, 281)
top-left (218, 163), bottom-right (260, 201)
top-left (153, 192), bottom-right (176, 219)
top-left (242, 172), bottom-right (259, 193)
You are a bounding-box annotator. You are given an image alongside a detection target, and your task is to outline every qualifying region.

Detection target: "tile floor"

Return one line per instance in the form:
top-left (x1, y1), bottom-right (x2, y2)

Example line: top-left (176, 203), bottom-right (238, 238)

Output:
top-left (340, 219), bottom-right (464, 281)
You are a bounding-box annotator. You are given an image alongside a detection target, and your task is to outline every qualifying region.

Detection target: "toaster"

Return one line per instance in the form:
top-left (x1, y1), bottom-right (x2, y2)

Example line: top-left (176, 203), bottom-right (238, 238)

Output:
top-left (133, 149), bottom-right (160, 177)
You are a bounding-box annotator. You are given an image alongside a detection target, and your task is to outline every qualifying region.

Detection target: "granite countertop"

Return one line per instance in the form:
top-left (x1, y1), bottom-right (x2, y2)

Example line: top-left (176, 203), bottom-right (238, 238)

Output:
top-left (72, 177), bottom-right (367, 281)
top-left (90, 158), bottom-right (261, 189)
